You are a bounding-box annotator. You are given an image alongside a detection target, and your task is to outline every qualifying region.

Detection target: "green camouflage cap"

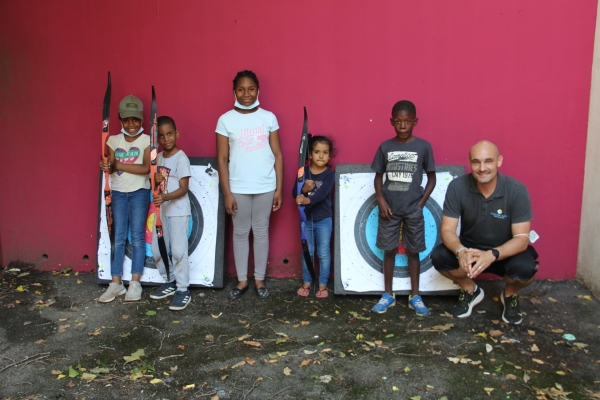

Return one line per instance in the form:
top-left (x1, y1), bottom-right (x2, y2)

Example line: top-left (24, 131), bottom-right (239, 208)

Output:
top-left (118, 95), bottom-right (143, 119)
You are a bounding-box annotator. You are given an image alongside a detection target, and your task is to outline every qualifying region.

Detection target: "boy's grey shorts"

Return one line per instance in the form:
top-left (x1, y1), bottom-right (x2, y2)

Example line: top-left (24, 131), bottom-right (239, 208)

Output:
top-left (376, 207), bottom-right (426, 253)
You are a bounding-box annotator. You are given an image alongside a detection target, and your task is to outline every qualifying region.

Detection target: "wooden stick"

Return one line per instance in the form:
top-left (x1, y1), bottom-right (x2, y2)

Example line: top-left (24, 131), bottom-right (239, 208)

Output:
top-left (243, 379), bottom-right (261, 399)
top-left (0, 353), bottom-right (50, 374)
top-left (269, 386), bottom-right (292, 399)
top-left (158, 354), bottom-right (184, 361)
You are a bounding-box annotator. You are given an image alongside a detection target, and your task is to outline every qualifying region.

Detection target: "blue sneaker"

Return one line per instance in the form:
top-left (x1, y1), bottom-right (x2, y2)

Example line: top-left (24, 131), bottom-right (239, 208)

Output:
top-left (408, 295), bottom-right (431, 316)
top-left (372, 293), bottom-right (396, 314)
top-left (169, 290), bottom-right (191, 311)
top-left (150, 282), bottom-right (177, 299)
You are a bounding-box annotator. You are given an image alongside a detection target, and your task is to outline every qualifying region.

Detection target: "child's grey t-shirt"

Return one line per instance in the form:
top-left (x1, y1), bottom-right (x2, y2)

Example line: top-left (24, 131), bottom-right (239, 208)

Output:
top-left (370, 137), bottom-right (435, 215)
top-left (158, 150), bottom-right (191, 217)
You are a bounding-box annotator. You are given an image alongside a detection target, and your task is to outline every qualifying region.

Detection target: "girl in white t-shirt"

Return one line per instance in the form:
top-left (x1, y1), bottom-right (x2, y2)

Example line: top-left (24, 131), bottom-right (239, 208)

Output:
top-left (99, 95), bottom-right (151, 303)
top-left (216, 70), bottom-right (284, 300)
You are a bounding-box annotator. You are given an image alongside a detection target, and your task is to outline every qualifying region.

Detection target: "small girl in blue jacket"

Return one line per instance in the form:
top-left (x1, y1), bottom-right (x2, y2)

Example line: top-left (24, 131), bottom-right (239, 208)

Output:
top-left (293, 136), bottom-right (335, 298)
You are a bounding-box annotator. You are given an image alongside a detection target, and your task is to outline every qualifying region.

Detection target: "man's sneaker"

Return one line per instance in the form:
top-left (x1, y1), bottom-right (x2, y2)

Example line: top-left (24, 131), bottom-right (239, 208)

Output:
top-left (372, 293), bottom-right (396, 314)
top-left (150, 282), bottom-right (177, 299)
top-left (500, 290), bottom-right (523, 325)
top-left (98, 282), bottom-right (126, 303)
top-left (124, 281), bottom-right (143, 302)
top-left (409, 295), bottom-right (431, 316)
top-left (169, 290), bottom-right (191, 311)
top-left (451, 286), bottom-right (484, 318)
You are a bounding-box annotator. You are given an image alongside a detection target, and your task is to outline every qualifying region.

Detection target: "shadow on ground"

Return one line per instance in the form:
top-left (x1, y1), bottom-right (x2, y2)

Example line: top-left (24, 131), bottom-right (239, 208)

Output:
top-left (0, 266), bottom-right (599, 400)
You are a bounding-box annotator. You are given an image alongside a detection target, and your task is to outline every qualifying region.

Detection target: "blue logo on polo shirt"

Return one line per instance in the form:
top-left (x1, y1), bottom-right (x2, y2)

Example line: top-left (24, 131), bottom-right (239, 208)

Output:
top-left (491, 208), bottom-right (508, 219)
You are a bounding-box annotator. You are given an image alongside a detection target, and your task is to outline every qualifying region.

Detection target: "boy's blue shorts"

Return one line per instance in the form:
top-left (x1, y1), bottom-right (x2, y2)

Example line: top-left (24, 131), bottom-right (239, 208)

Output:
top-left (376, 207), bottom-right (426, 253)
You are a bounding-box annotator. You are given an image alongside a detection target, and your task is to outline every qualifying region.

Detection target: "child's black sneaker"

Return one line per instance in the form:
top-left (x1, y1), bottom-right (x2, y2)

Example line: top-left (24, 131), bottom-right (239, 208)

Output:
top-left (500, 290), bottom-right (522, 325)
top-left (451, 286), bottom-right (484, 318)
top-left (169, 290), bottom-right (191, 311)
top-left (150, 282), bottom-right (177, 299)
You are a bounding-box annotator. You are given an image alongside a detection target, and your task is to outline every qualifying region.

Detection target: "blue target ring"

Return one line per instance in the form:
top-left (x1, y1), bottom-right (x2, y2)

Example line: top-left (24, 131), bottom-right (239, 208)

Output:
top-left (354, 194), bottom-right (442, 278)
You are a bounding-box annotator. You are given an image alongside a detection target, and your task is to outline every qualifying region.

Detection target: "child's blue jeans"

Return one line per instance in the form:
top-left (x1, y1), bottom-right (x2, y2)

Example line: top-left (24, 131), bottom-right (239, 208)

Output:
top-left (111, 188), bottom-right (150, 277)
top-left (301, 217), bottom-right (332, 285)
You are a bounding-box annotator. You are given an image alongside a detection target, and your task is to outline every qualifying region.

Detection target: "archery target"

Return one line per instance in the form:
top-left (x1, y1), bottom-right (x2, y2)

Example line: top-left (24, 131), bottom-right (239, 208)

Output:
top-left (353, 194), bottom-right (442, 277)
top-left (123, 190), bottom-right (203, 270)
top-left (97, 157), bottom-right (225, 287)
top-left (334, 164), bottom-right (463, 295)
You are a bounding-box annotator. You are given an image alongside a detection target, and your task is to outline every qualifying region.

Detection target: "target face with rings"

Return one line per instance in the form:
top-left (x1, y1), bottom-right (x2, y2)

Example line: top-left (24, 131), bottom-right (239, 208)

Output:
top-left (334, 164), bottom-right (464, 295)
top-left (354, 194), bottom-right (442, 277)
top-left (97, 157), bottom-right (225, 288)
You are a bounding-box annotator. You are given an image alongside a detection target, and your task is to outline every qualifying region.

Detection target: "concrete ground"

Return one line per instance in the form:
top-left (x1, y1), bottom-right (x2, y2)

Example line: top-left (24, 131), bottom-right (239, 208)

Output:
top-left (0, 264), bottom-right (599, 400)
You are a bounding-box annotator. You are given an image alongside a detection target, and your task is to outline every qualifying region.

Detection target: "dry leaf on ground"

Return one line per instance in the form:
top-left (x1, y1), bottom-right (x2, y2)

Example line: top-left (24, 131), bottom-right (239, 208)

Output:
top-left (430, 323), bottom-right (454, 331)
top-left (88, 328), bottom-right (101, 336)
top-left (123, 349), bottom-right (144, 364)
top-left (81, 373), bottom-right (96, 382)
top-left (584, 389), bottom-right (600, 399)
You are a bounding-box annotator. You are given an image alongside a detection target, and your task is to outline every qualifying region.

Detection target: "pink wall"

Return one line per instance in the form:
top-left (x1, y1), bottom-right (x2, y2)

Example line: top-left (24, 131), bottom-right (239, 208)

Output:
top-left (0, 0), bottom-right (596, 279)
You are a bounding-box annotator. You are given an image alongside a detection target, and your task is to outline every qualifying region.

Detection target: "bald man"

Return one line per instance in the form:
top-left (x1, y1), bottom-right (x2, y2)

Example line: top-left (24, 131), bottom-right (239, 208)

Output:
top-left (431, 141), bottom-right (538, 325)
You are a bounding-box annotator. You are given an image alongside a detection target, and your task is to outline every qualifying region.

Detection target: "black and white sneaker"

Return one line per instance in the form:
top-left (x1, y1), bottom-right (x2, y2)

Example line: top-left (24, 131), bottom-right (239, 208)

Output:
top-left (451, 286), bottom-right (485, 318)
top-left (149, 282), bottom-right (177, 299)
top-left (169, 290), bottom-right (191, 311)
top-left (501, 290), bottom-right (522, 325)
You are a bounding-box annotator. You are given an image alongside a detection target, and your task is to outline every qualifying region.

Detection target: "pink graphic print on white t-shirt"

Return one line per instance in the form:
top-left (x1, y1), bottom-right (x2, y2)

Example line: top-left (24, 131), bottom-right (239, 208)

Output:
top-left (237, 124), bottom-right (268, 153)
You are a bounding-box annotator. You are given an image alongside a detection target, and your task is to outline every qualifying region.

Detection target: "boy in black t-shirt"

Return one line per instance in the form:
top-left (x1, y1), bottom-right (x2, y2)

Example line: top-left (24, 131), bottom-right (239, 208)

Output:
top-left (370, 100), bottom-right (436, 315)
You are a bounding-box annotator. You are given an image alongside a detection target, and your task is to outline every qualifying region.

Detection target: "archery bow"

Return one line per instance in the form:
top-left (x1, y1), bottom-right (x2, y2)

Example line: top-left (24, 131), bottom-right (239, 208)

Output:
top-left (101, 71), bottom-right (114, 258)
top-left (149, 86), bottom-right (171, 279)
top-left (296, 107), bottom-right (316, 291)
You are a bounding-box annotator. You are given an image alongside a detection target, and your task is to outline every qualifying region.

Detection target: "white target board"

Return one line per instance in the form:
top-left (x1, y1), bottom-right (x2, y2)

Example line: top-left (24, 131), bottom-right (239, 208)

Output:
top-left (97, 157), bottom-right (225, 287)
top-left (334, 164), bottom-right (463, 295)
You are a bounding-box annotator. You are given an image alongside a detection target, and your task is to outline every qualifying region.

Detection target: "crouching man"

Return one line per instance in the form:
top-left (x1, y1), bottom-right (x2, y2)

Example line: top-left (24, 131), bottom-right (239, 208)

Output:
top-left (431, 140), bottom-right (538, 325)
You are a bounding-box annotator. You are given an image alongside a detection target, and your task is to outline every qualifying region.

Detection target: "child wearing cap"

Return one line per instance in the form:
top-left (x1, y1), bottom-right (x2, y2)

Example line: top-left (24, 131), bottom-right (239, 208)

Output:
top-left (98, 95), bottom-right (151, 303)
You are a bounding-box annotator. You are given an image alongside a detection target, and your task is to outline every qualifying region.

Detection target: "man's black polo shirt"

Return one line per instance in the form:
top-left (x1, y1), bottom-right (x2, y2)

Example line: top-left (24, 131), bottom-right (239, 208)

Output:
top-left (442, 173), bottom-right (533, 250)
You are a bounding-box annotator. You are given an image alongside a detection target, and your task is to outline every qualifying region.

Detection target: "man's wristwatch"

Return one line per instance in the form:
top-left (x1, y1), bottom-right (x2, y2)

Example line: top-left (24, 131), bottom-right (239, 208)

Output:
top-left (490, 248), bottom-right (500, 261)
